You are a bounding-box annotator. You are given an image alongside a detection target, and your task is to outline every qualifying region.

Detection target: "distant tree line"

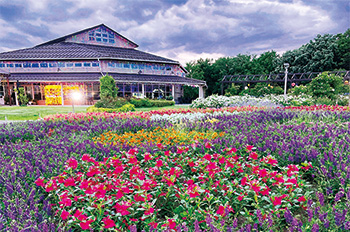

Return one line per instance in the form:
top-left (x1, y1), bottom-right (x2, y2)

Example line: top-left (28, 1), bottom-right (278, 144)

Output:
top-left (183, 29), bottom-right (349, 101)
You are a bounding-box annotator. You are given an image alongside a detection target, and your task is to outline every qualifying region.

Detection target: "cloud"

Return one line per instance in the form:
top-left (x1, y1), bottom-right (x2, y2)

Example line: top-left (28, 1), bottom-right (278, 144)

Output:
top-left (0, 0), bottom-right (347, 63)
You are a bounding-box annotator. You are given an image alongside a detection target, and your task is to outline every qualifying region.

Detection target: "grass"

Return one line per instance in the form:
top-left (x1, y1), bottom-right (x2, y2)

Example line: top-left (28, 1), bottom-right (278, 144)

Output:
top-left (0, 104), bottom-right (189, 120)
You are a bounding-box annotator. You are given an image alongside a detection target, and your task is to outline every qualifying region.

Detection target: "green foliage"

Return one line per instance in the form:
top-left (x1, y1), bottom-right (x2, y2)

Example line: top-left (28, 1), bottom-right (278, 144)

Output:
top-left (183, 86), bottom-right (199, 101)
top-left (129, 98), bottom-right (175, 108)
top-left (289, 85), bottom-right (309, 96)
top-left (17, 87), bottom-right (29, 106)
top-left (335, 28), bottom-right (350, 70)
top-left (308, 72), bottom-right (345, 100)
top-left (315, 97), bottom-right (335, 106)
top-left (240, 83), bottom-right (283, 97)
top-left (86, 103), bottom-right (135, 113)
top-left (95, 96), bottom-right (127, 108)
top-left (224, 83), bottom-right (240, 96)
top-left (100, 75), bottom-right (117, 98)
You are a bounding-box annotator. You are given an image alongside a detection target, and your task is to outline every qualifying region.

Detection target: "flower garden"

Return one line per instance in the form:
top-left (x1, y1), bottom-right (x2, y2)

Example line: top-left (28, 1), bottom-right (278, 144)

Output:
top-left (1, 103), bottom-right (350, 231)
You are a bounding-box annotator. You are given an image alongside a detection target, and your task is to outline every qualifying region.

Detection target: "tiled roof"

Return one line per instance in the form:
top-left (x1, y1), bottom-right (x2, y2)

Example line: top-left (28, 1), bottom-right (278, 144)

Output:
top-left (0, 42), bottom-right (179, 64)
top-left (9, 72), bottom-right (206, 86)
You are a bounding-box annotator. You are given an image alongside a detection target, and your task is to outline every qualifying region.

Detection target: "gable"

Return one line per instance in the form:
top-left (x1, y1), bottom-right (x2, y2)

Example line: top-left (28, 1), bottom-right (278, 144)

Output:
top-left (64, 25), bottom-right (137, 49)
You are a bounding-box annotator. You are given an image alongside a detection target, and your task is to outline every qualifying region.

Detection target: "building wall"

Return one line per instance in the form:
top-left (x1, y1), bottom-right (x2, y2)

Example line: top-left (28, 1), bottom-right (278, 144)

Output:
top-left (0, 60), bottom-right (186, 76)
top-left (65, 25), bottom-right (137, 48)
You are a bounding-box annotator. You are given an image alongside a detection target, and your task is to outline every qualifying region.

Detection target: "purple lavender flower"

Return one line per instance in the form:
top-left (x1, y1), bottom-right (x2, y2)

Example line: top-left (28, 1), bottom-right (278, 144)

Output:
top-left (284, 209), bottom-right (293, 224)
top-left (311, 223), bottom-right (319, 232)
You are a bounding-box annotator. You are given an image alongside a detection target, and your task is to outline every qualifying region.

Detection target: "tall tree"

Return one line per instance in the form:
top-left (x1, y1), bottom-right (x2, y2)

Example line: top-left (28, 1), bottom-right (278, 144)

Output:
top-left (335, 29), bottom-right (350, 70)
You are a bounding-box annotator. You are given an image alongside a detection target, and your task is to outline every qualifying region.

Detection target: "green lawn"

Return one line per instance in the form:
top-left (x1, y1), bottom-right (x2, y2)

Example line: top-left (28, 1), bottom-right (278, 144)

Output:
top-left (0, 104), bottom-right (189, 120)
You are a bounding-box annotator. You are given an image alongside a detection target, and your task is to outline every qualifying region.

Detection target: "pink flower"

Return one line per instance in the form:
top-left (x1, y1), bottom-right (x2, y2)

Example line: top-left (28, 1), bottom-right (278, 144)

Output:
top-left (144, 207), bottom-right (155, 215)
top-left (61, 210), bottom-right (71, 220)
top-left (64, 177), bottom-right (76, 187)
top-left (80, 220), bottom-right (94, 230)
top-left (35, 177), bottom-right (45, 187)
top-left (205, 142), bottom-right (211, 149)
top-left (67, 158), bottom-right (78, 169)
top-left (249, 152), bottom-right (258, 160)
top-left (156, 160), bottom-right (163, 167)
top-left (297, 196), bottom-right (306, 202)
top-left (216, 205), bottom-right (225, 216)
top-left (103, 216), bottom-right (116, 229)
top-left (246, 145), bottom-right (254, 151)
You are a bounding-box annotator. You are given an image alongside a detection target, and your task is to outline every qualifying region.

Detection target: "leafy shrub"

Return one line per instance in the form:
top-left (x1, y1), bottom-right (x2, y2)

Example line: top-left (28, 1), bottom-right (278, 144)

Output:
top-left (225, 83), bottom-right (240, 96)
top-left (18, 87), bottom-right (29, 106)
top-left (95, 75), bottom-right (124, 108)
top-left (129, 98), bottom-right (175, 108)
top-left (336, 94), bottom-right (350, 106)
top-left (308, 72), bottom-right (345, 100)
top-left (87, 103), bottom-right (135, 113)
top-left (239, 83), bottom-right (283, 97)
top-left (315, 97), bottom-right (335, 106)
top-left (289, 85), bottom-right (309, 96)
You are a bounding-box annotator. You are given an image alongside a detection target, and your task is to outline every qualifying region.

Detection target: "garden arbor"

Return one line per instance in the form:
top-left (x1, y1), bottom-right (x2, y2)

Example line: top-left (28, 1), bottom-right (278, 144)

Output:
top-left (220, 70), bottom-right (350, 95)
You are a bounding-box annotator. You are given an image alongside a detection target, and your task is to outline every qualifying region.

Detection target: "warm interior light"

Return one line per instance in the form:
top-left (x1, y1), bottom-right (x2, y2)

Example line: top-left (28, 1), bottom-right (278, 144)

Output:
top-left (71, 91), bottom-right (82, 101)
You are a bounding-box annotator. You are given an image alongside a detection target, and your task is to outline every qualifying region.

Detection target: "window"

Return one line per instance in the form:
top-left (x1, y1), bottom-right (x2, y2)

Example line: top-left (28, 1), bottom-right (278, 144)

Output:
top-left (166, 67), bottom-right (172, 71)
top-left (103, 38), bottom-right (107, 42)
top-left (123, 63), bottom-right (130, 68)
top-left (109, 39), bottom-right (115, 43)
top-left (74, 63), bottom-right (82, 67)
top-left (0, 64), bottom-right (4, 68)
top-left (116, 62), bottom-right (123, 68)
top-left (96, 38), bottom-right (101, 42)
top-left (58, 63), bottom-right (65, 67)
top-left (132, 64), bottom-right (138, 69)
top-left (139, 64), bottom-right (144, 69)
top-left (102, 34), bottom-right (107, 38)
top-left (49, 63), bottom-right (57, 67)
top-left (109, 33), bottom-right (114, 38)
top-left (108, 63), bottom-right (115, 68)
top-left (31, 63), bottom-right (39, 68)
top-left (84, 63), bottom-right (91, 67)
top-left (40, 63), bottom-right (48, 68)
top-left (160, 66), bottom-right (165, 70)
top-left (23, 63), bottom-right (31, 68)
top-left (92, 62), bottom-right (99, 67)
top-left (15, 64), bottom-right (22, 68)
top-left (89, 37), bottom-right (95, 41)
top-left (66, 63), bottom-right (73, 67)
top-left (96, 33), bottom-right (101, 37)
top-left (7, 64), bottom-right (14, 67)
top-left (153, 65), bottom-right (159, 70)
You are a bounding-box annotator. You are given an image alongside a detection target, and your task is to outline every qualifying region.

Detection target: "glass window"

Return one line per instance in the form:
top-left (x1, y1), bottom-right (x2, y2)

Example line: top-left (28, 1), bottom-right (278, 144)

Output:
top-left (74, 63), bottom-right (82, 67)
top-left (40, 63), bottom-right (48, 68)
top-left (116, 63), bottom-right (123, 68)
top-left (92, 62), bottom-right (99, 67)
top-left (0, 64), bottom-right (4, 67)
top-left (96, 38), bottom-right (101, 42)
top-left (6, 64), bottom-right (14, 67)
top-left (84, 63), bottom-right (91, 67)
top-left (166, 67), bottom-right (172, 71)
top-left (108, 63), bottom-right (115, 68)
top-left (109, 34), bottom-right (114, 38)
top-left (123, 63), bottom-right (130, 68)
top-left (109, 39), bottom-right (115, 43)
top-left (102, 34), bottom-right (107, 38)
top-left (95, 33), bottom-right (101, 37)
top-left (49, 63), bottom-right (57, 67)
top-left (66, 63), bottom-right (73, 67)
top-left (160, 66), bottom-right (165, 70)
top-left (23, 63), bottom-right (31, 68)
top-left (153, 65), bottom-right (159, 70)
top-left (15, 64), bottom-right (22, 68)
top-left (89, 37), bottom-right (95, 41)
top-left (32, 63), bottom-right (39, 68)
top-left (58, 63), bottom-right (65, 67)
top-left (132, 64), bottom-right (138, 69)
top-left (139, 64), bottom-right (144, 69)
top-left (103, 39), bottom-right (107, 42)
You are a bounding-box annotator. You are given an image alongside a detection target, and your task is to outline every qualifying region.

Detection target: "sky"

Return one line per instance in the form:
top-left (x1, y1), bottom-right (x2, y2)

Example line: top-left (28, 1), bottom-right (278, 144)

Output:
top-left (0, 0), bottom-right (349, 65)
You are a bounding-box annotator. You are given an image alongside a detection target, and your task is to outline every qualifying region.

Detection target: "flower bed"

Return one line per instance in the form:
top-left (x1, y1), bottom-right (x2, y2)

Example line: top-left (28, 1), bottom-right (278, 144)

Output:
top-left (1, 107), bottom-right (350, 231)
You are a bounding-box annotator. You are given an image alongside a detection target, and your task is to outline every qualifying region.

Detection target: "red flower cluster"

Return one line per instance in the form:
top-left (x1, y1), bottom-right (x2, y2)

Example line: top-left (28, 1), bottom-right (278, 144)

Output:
top-left (35, 145), bottom-right (312, 231)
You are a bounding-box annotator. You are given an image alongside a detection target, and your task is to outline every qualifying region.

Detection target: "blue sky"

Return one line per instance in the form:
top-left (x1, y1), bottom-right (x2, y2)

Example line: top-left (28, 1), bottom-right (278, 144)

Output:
top-left (0, 0), bottom-right (349, 65)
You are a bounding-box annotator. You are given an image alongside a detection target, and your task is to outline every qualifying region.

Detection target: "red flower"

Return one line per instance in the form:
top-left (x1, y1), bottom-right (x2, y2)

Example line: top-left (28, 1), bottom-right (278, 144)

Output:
top-left (241, 177), bottom-right (247, 186)
top-left (205, 142), bottom-right (211, 149)
top-left (238, 195), bottom-right (244, 201)
top-left (149, 221), bottom-right (158, 229)
top-left (246, 145), bottom-right (254, 151)
top-left (144, 207), bottom-right (155, 215)
top-left (216, 205), bottom-right (225, 216)
top-left (103, 216), bottom-right (116, 229)
top-left (82, 154), bottom-right (91, 161)
top-left (67, 158), bottom-right (78, 169)
top-left (35, 177), bottom-right (45, 187)
top-left (156, 160), bottom-right (163, 167)
top-left (80, 220), bottom-right (94, 230)
top-left (297, 196), bottom-right (306, 202)
top-left (203, 154), bottom-right (212, 161)
top-left (249, 152), bottom-right (258, 160)
top-left (61, 210), bottom-right (71, 220)
top-left (64, 177), bottom-right (76, 187)
top-left (162, 219), bottom-right (176, 229)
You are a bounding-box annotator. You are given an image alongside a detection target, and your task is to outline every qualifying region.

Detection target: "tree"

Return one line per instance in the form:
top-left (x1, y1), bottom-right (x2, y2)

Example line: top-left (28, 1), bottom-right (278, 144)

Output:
top-left (335, 29), bottom-right (350, 70)
top-left (100, 74), bottom-right (117, 98)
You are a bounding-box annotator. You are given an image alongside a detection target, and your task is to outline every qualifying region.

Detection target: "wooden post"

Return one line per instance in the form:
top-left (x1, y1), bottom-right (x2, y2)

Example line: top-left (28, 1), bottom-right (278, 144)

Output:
top-left (7, 77), bottom-right (11, 105)
top-left (172, 84), bottom-right (175, 100)
top-left (31, 83), bottom-right (34, 100)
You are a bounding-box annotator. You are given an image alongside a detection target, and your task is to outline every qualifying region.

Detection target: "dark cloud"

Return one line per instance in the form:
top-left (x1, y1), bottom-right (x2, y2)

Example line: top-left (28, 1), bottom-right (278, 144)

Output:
top-left (0, 4), bottom-right (30, 22)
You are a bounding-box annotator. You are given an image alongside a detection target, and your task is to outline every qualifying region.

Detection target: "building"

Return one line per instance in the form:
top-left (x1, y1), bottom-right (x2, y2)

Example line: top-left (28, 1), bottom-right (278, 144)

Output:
top-left (0, 24), bottom-right (206, 105)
